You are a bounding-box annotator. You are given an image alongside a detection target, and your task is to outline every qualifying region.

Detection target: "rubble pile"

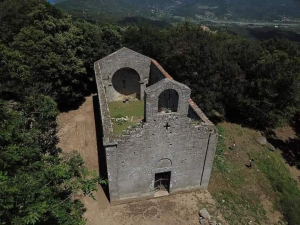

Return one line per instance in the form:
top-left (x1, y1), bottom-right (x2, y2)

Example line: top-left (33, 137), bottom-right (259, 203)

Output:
top-left (199, 208), bottom-right (221, 225)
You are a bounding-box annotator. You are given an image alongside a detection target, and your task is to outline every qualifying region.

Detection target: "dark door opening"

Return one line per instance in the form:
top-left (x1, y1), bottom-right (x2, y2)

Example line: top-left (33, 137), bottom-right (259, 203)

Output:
top-left (154, 172), bottom-right (171, 193)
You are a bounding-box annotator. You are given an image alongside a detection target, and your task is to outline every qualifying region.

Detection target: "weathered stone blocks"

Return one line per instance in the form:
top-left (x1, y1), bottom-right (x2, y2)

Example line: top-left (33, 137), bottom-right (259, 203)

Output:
top-left (94, 48), bottom-right (217, 204)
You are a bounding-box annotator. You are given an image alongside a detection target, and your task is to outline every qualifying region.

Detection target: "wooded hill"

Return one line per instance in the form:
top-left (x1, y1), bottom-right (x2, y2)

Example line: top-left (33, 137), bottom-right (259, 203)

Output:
top-left (0, 0), bottom-right (300, 224)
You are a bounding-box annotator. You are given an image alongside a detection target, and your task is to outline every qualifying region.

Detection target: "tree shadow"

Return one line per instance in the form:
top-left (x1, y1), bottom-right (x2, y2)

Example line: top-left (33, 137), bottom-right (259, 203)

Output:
top-left (59, 96), bottom-right (87, 113)
top-left (224, 112), bottom-right (263, 131)
top-left (293, 114), bottom-right (300, 136)
top-left (92, 95), bottom-right (110, 202)
top-left (208, 114), bottom-right (225, 125)
top-left (267, 131), bottom-right (300, 169)
top-left (58, 80), bottom-right (97, 113)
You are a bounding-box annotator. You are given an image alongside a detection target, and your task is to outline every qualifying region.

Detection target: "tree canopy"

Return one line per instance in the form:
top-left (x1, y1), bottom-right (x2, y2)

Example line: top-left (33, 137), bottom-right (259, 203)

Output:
top-left (0, 0), bottom-right (111, 224)
top-left (123, 24), bottom-right (300, 128)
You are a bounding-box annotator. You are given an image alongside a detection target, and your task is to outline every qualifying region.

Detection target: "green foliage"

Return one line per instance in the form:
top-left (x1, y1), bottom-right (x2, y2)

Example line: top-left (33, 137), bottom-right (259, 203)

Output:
top-left (74, 21), bottom-right (122, 92)
top-left (0, 0), bottom-right (85, 106)
top-left (123, 23), bottom-right (300, 128)
top-left (0, 99), bottom-right (101, 224)
top-left (0, 1), bottom-right (108, 224)
top-left (0, 0), bottom-right (122, 107)
top-left (123, 25), bottom-right (168, 60)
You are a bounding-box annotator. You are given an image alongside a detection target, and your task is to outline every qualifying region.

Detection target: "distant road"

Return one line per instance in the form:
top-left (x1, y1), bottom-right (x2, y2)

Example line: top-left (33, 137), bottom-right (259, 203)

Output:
top-left (202, 19), bottom-right (300, 27)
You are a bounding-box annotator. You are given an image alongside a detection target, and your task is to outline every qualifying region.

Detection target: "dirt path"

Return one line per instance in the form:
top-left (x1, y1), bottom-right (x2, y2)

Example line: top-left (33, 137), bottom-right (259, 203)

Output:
top-left (83, 189), bottom-right (222, 225)
top-left (57, 96), bottom-right (100, 173)
top-left (57, 95), bottom-right (224, 225)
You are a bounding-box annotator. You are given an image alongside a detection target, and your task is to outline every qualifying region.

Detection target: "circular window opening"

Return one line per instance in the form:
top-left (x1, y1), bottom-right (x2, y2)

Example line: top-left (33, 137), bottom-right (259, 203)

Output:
top-left (112, 68), bottom-right (141, 101)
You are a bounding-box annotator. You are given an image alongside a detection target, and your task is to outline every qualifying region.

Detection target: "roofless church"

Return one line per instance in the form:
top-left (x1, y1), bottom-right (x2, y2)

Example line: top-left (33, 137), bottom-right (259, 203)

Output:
top-left (94, 47), bottom-right (217, 204)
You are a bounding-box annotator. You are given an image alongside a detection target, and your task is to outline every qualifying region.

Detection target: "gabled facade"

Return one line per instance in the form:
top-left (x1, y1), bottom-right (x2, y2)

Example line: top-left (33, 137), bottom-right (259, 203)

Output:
top-left (94, 48), bottom-right (217, 204)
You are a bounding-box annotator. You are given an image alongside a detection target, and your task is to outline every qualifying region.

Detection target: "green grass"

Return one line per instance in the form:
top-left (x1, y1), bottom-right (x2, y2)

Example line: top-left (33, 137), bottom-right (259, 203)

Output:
top-left (209, 125), bottom-right (267, 224)
top-left (108, 100), bottom-right (144, 135)
top-left (207, 122), bottom-right (300, 225)
top-left (254, 150), bottom-right (300, 225)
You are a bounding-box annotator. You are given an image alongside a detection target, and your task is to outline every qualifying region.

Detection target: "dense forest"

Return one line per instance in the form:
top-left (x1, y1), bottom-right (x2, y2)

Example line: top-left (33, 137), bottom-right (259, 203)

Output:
top-left (0, 0), bottom-right (300, 224)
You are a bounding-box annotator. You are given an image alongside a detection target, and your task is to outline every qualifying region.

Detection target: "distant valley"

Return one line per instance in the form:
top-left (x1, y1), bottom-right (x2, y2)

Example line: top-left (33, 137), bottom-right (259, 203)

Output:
top-left (49, 0), bottom-right (300, 24)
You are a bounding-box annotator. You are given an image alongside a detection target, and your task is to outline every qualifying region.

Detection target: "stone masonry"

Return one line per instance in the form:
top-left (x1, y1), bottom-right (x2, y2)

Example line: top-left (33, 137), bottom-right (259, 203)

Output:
top-left (94, 47), bottom-right (217, 204)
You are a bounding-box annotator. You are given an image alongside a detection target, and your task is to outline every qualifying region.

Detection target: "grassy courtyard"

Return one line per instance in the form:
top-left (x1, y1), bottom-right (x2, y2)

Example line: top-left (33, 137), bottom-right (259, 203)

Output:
top-left (108, 100), bottom-right (144, 135)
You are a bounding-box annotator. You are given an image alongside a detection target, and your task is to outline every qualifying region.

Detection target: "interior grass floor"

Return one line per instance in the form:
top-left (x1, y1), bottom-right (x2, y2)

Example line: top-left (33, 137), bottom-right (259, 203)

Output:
top-left (108, 100), bottom-right (144, 135)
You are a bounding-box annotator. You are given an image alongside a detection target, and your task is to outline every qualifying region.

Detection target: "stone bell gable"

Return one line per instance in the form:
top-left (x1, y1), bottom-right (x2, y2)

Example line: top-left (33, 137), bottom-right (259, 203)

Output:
top-left (145, 78), bottom-right (191, 121)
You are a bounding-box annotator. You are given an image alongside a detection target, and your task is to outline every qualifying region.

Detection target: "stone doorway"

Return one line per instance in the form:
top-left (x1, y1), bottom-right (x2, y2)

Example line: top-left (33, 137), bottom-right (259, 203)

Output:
top-left (154, 172), bottom-right (171, 197)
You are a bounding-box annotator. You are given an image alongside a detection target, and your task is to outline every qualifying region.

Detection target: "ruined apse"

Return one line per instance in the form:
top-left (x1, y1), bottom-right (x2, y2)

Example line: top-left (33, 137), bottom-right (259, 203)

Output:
top-left (94, 47), bottom-right (217, 204)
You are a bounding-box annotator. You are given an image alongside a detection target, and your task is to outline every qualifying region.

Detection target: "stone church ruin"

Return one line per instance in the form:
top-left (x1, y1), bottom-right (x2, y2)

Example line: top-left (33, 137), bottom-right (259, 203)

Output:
top-left (94, 47), bottom-right (217, 204)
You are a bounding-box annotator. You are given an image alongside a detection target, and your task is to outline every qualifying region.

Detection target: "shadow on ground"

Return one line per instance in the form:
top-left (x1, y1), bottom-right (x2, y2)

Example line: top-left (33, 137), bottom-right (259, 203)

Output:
top-left (268, 137), bottom-right (300, 168)
top-left (59, 96), bottom-right (87, 112)
top-left (58, 80), bottom-right (97, 113)
top-left (267, 118), bottom-right (300, 169)
top-left (93, 95), bottom-right (110, 202)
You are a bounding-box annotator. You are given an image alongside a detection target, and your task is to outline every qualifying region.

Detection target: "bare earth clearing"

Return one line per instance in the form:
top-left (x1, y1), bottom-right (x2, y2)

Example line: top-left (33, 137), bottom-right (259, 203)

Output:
top-left (57, 96), bottom-right (226, 225)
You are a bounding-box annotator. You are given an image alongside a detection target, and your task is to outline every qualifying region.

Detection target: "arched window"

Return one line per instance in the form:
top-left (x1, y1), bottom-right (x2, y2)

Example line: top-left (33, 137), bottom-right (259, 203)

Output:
top-left (112, 68), bottom-right (141, 101)
top-left (158, 89), bottom-right (179, 113)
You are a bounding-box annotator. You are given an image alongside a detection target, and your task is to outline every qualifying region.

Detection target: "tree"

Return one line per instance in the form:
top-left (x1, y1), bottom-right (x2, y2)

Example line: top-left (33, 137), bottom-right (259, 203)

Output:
top-left (123, 25), bottom-right (167, 61)
top-left (0, 98), bottom-right (101, 225)
top-left (0, 1), bottom-right (105, 224)
top-left (123, 23), bottom-right (300, 128)
top-left (241, 49), bottom-right (300, 127)
top-left (74, 21), bottom-right (122, 92)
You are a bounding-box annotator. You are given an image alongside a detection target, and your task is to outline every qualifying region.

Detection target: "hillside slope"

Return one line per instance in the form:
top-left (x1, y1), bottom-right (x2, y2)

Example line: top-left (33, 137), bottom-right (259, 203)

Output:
top-left (173, 0), bottom-right (300, 21)
top-left (208, 122), bottom-right (300, 224)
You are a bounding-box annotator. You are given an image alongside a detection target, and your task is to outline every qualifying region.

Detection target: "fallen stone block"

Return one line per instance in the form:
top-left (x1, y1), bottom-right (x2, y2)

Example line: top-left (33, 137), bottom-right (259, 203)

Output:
top-left (267, 143), bottom-right (275, 151)
top-left (256, 136), bottom-right (267, 146)
top-left (200, 208), bottom-right (211, 220)
top-left (199, 218), bottom-right (210, 225)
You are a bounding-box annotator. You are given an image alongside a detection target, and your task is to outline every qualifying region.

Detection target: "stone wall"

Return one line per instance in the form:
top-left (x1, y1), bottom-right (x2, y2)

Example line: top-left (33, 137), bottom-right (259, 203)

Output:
top-left (108, 117), bottom-right (216, 202)
top-left (111, 68), bottom-right (141, 101)
top-left (145, 78), bottom-right (191, 121)
top-left (96, 47), bottom-right (152, 102)
top-left (148, 60), bottom-right (167, 86)
top-left (94, 48), bottom-right (217, 204)
top-left (94, 62), bottom-right (114, 144)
